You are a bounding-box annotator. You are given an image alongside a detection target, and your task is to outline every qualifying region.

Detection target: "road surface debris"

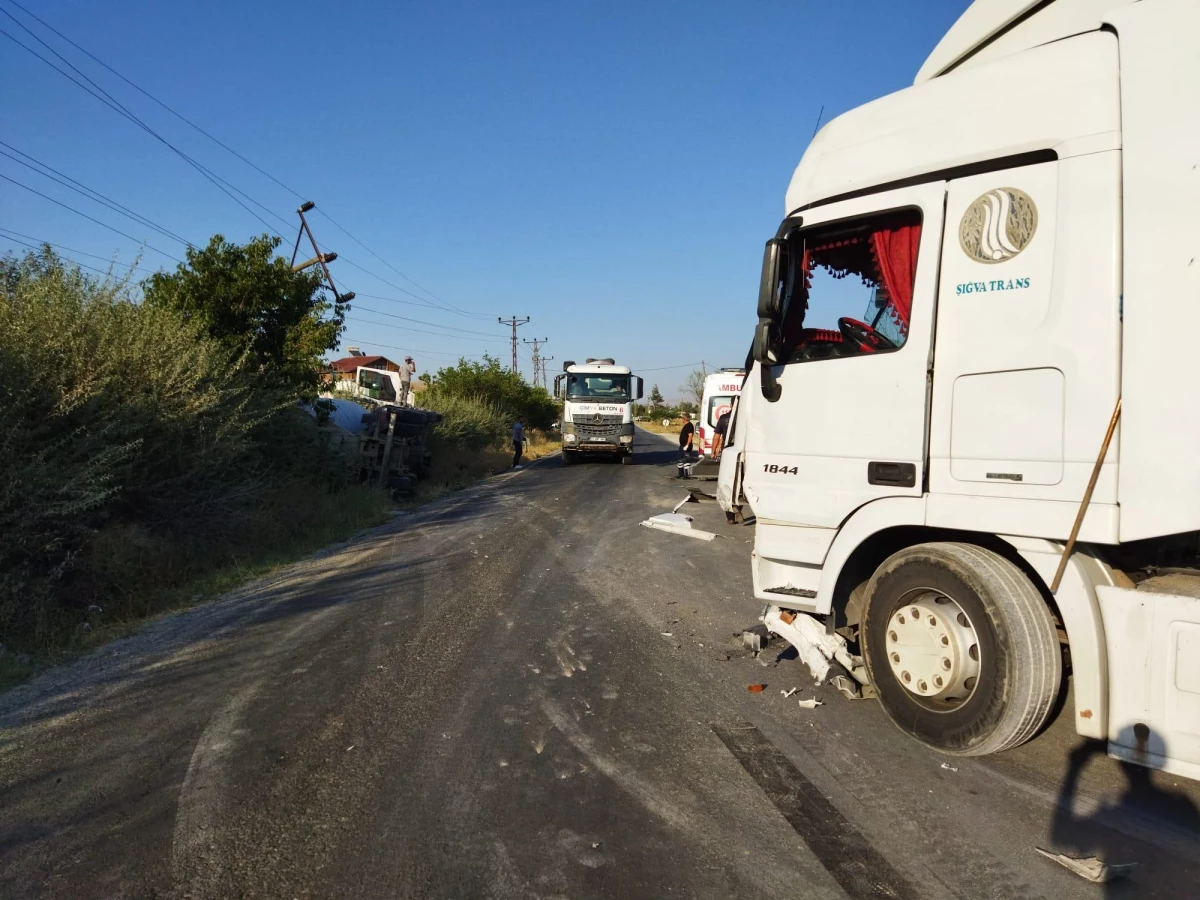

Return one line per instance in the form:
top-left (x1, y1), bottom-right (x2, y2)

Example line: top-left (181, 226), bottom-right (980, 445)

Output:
top-left (797, 698), bottom-right (823, 709)
top-left (1035, 848), bottom-right (1137, 884)
top-left (747, 684), bottom-right (767, 693)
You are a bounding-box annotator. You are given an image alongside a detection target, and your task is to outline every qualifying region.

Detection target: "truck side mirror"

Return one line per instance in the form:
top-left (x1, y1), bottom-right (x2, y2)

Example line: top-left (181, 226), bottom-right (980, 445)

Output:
top-left (554, 374), bottom-right (563, 397)
top-left (751, 322), bottom-right (783, 403)
top-left (562, 360), bottom-right (575, 372)
top-left (634, 376), bottom-right (644, 400)
top-left (751, 320), bottom-right (780, 365)
top-left (757, 238), bottom-right (791, 321)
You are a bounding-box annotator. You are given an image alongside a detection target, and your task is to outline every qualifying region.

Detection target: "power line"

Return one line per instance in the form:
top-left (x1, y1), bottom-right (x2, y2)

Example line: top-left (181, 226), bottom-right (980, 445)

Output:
top-left (337, 256), bottom-right (492, 321)
top-left (632, 361), bottom-right (708, 373)
top-left (0, 173), bottom-right (183, 262)
top-left (313, 210), bottom-right (466, 311)
top-left (352, 303), bottom-right (507, 338)
top-left (344, 315), bottom-right (508, 343)
top-left (4, 0), bottom-right (308, 204)
top-left (0, 227), bottom-right (142, 269)
top-left (3, 0), bottom-right (479, 322)
top-left (0, 142), bottom-right (194, 247)
top-left (0, 9), bottom-right (287, 238)
top-left (0, 231), bottom-right (139, 276)
top-left (353, 290), bottom-right (493, 321)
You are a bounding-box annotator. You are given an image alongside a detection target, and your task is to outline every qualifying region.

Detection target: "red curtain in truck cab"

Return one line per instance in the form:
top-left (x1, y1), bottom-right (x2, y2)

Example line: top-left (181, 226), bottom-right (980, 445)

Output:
top-left (870, 223), bottom-right (920, 337)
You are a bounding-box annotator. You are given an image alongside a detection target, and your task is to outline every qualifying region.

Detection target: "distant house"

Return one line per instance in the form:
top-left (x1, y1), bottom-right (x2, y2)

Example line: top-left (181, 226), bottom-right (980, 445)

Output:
top-left (323, 349), bottom-right (401, 389)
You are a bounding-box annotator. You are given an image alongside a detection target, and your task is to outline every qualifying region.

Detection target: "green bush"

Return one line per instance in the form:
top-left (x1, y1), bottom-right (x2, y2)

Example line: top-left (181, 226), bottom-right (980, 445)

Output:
top-left (0, 248), bottom-right (366, 653)
top-left (424, 354), bottom-right (558, 430)
top-left (420, 392), bottom-right (509, 452)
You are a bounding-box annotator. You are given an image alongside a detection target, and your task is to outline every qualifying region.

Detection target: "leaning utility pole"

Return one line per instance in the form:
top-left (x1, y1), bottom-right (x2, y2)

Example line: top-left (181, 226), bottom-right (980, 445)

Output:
top-left (499, 316), bottom-right (530, 373)
top-left (523, 337), bottom-right (548, 387)
top-left (290, 201), bottom-right (355, 304)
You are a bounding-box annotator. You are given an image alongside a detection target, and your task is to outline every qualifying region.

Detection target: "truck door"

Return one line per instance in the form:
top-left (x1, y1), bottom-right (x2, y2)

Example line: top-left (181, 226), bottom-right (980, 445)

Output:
top-left (741, 183), bottom-right (945, 528)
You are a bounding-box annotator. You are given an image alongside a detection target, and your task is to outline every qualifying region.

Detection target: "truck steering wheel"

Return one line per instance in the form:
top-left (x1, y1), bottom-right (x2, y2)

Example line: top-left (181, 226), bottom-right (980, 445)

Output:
top-left (838, 317), bottom-right (897, 353)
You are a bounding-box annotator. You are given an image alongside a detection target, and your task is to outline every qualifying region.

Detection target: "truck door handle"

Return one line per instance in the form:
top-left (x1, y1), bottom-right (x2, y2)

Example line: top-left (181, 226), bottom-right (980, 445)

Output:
top-left (868, 461), bottom-right (916, 488)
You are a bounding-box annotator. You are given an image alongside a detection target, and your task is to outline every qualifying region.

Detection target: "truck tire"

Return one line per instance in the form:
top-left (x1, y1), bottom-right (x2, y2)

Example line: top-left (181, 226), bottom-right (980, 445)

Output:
top-left (621, 453), bottom-right (632, 465)
top-left (860, 542), bottom-right (1061, 757)
top-left (562, 451), bottom-right (575, 466)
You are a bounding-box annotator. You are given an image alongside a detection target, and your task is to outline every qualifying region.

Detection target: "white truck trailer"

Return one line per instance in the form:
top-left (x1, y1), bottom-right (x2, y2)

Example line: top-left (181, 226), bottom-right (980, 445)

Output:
top-left (718, 0), bottom-right (1200, 778)
top-left (555, 359), bottom-right (644, 464)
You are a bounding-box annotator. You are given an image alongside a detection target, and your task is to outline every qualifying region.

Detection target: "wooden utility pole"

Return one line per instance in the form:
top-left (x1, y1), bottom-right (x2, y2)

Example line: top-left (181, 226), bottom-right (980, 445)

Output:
top-left (523, 337), bottom-right (548, 387)
top-left (499, 316), bottom-right (530, 373)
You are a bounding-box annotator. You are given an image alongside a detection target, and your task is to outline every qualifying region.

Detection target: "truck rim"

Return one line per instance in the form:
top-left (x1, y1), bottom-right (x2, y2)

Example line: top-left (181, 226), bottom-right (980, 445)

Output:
top-left (884, 589), bottom-right (981, 711)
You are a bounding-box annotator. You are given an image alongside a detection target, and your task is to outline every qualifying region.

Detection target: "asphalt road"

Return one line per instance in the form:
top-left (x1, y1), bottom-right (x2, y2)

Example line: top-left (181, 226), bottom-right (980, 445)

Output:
top-left (2, 428), bottom-right (1199, 899)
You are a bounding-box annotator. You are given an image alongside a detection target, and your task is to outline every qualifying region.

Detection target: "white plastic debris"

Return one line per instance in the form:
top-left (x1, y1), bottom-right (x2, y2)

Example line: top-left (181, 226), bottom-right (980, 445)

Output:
top-left (940, 763), bottom-right (958, 772)
top-left (797, 698), bottom-right (823, 709)
top-left (1035, 849), bottom-right (1137, 884)
top-left (781, 687), bottom-right (798, 698)
top-left (641, 512), bottom-right (716, 541)
top-left (763, 606), bottom-right (869, 685)
top-left (672, 495), bottom-right (697, 513)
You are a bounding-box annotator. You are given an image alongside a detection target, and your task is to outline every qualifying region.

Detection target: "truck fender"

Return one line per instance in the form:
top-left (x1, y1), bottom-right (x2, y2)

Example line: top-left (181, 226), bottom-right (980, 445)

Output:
top-left (994, 535), bottom-right (1114, 741)
top-left (814, 497), bottom-right (928, 614)
top-left (814, 502), bottom-right (1111, 740)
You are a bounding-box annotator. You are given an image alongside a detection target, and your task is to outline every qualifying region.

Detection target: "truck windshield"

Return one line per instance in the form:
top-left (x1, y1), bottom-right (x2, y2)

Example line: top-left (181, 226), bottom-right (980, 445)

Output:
top-left (566, 374), bottom-right (631, 401)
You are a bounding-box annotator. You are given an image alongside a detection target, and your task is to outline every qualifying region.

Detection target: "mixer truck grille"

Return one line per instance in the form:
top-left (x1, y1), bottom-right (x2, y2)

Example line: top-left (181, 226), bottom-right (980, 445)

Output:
top-left (574, 414), bottom-right (623, 438)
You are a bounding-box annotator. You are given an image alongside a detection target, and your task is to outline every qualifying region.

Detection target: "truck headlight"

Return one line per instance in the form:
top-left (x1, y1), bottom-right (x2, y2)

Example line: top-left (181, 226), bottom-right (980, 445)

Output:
top-left (619, 435), bottom-right (633, 444)
top-left (564, 433), bottom-right (577, 443)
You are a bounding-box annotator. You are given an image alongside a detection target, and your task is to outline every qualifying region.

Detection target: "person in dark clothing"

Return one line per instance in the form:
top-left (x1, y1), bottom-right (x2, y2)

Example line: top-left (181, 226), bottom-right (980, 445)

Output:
top-left (512, 417), bottom-right (525, 469)
top-left (678, 412), bottom-right (695, 457)
top-left (712, 410), bottom-right (731, 459)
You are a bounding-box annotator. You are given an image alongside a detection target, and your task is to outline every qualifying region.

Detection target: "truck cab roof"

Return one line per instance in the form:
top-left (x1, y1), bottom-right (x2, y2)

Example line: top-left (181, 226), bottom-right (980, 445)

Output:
top-left (785, 1), bottom-right (1123, 213)
top-left (566, 364), bottom-right (632, 375)
top-left (916, 0), bottom-right (1135, 84)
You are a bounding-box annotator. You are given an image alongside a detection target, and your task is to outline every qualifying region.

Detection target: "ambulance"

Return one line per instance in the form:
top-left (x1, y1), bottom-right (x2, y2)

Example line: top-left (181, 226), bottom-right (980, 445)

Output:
top-left (698, 370), bottom-right (744, 457)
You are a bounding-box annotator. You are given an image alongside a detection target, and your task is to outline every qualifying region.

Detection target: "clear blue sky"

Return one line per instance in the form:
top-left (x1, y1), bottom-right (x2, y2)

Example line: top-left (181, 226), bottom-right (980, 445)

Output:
top-left (2, 0), bottom-right (965, 398)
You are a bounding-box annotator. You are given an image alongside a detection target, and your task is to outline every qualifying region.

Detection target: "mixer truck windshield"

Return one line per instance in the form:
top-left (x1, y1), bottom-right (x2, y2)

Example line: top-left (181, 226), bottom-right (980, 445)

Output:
top-left (566, 374), bottom-right (631, 401)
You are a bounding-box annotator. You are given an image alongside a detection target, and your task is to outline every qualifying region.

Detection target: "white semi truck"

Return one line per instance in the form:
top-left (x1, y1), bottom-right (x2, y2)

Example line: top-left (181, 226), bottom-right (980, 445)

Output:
top-left (718, 0), bottom-right (1200, 779)
top-left (555, 359), bottom-right (644, 465)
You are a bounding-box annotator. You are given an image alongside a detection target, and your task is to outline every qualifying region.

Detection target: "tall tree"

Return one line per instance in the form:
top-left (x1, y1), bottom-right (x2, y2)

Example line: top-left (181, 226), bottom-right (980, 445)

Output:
top-left (143, 234), bottom-right (344, 398)
top-left (648, 384), bottom-right (665, 408)
top-left (681, 369), bottom-right (706, 408)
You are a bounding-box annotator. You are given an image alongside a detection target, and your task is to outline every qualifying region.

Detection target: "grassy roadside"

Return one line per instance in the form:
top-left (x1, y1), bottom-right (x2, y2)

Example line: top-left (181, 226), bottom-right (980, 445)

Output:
top-left (408, 429), bottom-right (560, 506)
top-left (0, 482), bottom-right (393, 693)
top-left (0, 430), bottom-right (562, 693)
top-left (638, 419), bottom-right (685, 436)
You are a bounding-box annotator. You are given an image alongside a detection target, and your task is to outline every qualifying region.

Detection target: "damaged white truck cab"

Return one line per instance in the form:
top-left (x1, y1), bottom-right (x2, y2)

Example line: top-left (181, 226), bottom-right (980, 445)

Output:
top-left (722, 0), bottom-right (1200, 776)
top-left (555, 359), bottom-right (644, 465)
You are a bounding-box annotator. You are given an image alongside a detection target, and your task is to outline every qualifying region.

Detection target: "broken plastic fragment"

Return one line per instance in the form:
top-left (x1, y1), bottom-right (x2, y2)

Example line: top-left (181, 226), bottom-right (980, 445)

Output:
top-left (797, 698), bottom-right (823, 709)
top-left (641, 513), bottom-right (717, 541)
top-left (940, 763), bottom-right (958, 772)
top-left (781, 687), bottom-right (798, 698)
top-left (747, 684), bottom-right (766, 693)
top-left (1035, 849), bottom-right (1137, 884)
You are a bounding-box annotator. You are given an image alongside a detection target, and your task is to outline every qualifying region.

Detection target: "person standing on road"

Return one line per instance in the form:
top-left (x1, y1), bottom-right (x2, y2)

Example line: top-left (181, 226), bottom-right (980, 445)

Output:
top-left (399, 356), bottom-right (417, 406)
top-left (712, 410), bottom-right (731, 459)
top-left (512, 416), bottom-right (525, 469)
top-left (678, 412), bottom-right (694, 459)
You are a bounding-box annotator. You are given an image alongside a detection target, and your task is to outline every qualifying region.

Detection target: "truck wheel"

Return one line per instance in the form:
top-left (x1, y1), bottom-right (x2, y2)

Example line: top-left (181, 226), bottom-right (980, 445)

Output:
top-left (562, 452), bottom-right (574, 466)
top-left (621, 454), bottom-right (632, 465)
top-left (860, 542), bottom-right (1061, 757)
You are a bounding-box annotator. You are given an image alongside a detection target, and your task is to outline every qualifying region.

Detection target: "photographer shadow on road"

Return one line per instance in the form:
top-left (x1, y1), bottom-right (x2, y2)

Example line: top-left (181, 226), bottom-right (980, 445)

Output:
top-left (1048, 725), bottom-right (1200, 896)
